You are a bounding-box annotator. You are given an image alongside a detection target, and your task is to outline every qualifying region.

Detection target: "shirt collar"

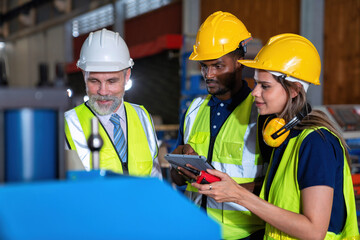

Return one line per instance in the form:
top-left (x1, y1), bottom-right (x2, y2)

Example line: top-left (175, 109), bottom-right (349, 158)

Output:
top-left (208, 80), bottom-right (251, 108)
top-left (276, 129), bottom-right (302, 148)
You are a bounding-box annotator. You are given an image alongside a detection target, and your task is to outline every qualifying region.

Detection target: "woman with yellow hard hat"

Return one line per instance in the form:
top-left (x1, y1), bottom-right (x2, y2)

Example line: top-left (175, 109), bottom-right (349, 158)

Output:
top-left (191, 33), bottom-right (359, 239)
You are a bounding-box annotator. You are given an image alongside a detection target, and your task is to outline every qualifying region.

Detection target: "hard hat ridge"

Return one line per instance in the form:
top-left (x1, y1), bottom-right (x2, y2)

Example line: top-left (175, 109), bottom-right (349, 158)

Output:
top-left (189, 11), bottom-right (252, 61)
top-left (77, 28), bottom-right (134, 72)
top-left (87, 32), bottom-right (94, 46)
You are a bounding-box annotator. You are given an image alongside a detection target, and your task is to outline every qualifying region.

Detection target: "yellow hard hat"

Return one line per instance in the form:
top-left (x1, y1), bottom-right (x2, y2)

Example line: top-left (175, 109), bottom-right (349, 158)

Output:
top-left (189, 11), bottom-right (252, 61)
top-left (239, 33), bottom-right (321, 85)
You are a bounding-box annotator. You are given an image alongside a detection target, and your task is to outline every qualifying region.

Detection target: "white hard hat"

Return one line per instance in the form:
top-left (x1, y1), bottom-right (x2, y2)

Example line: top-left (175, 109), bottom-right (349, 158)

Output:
top-left (77, 28), bottom-right (134, 72)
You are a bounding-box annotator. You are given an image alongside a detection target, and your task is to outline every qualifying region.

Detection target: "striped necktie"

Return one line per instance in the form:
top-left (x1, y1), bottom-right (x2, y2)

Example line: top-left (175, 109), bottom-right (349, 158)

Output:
top-left (110, 113), bottom-right (127, 163)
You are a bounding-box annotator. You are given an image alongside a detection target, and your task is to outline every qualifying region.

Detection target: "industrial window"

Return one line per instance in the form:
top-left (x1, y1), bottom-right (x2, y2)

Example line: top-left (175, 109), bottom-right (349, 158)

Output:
top-left (71, 0), bottom-right (173, 37)
top-left (72, 4), bottom-right (114, 37)
top-left (125, 0), bottom-right (173, 19)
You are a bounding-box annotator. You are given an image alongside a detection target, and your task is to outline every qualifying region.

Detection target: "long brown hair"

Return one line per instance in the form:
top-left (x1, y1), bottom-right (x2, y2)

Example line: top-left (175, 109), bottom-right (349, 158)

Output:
top-left (276, 77), bottom-right (351, 166)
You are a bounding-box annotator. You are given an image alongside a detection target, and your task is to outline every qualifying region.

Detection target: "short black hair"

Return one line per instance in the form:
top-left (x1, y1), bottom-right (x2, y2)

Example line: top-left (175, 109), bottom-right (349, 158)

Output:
top-left (227, 44), bottom-right (245, 59)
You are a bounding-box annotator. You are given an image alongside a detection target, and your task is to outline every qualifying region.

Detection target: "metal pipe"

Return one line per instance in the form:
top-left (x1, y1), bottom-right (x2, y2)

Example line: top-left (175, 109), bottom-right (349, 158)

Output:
top-left (88, 117), bottom-right (103, 170)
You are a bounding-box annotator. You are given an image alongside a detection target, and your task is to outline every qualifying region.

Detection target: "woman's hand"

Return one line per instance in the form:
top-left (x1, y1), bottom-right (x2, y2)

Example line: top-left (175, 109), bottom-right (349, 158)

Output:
top-left (191, 169), bottom-right (247, 204)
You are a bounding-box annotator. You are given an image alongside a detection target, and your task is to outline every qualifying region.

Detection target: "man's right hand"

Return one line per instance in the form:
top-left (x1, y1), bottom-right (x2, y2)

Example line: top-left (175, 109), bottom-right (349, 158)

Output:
top-left (170, 144), bottom-right (198, 185)
top-left (171, 144), bottom-right (197, 155)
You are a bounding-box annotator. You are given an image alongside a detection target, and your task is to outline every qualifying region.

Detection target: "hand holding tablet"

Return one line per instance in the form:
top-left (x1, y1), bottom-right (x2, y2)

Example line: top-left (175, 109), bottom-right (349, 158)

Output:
top-left (164, 154), bottom-right (220, 184)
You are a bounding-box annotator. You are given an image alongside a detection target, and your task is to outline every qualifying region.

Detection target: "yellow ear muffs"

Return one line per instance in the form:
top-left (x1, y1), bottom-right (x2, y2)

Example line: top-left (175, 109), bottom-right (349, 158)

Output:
top-left (262, 117), bottom-right (290, 148)
top-left (262, 104), bottom-right (312, 147)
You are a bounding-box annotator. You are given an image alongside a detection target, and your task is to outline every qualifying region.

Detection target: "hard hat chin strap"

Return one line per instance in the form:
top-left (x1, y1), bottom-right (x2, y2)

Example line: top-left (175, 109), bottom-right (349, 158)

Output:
top-left (240, 37), bottom-right (253, 53)
top-left (269, 71), bottom-right (310, 92)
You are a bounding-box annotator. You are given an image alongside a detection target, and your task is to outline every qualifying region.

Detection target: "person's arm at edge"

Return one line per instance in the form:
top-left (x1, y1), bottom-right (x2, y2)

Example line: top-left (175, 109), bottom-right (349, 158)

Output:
top-left (170, 111), bottom-right (193, 185)
top-left (238, 114), bottom-right (272, 194)
top-left (193, 169), bottom-right (332, 239)
top-left (148, 113), bottom-right (163, 179)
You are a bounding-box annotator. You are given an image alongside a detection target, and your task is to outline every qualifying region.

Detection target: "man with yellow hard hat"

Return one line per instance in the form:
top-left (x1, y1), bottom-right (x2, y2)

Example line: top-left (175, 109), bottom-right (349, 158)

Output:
top-left (171, 11), bottom-right (268, 239)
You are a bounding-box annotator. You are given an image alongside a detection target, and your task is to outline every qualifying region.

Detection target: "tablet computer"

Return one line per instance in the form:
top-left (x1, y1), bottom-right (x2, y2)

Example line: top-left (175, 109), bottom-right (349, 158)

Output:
top-left (164, 154), bottom-right (214, 171)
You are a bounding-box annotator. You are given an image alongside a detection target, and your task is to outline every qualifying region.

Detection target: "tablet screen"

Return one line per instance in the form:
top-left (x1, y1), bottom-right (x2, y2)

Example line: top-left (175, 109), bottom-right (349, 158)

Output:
top-left (164, 154), bottom-right (214, 171)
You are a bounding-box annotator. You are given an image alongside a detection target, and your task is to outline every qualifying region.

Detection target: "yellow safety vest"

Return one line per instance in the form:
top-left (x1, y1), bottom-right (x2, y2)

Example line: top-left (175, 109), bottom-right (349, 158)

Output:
top-left (260, 127), bottom-right (359, 239)
top-left (65, 102), bottom-right (157, 176)
top-left (183, 94), bottom-right (266, 239)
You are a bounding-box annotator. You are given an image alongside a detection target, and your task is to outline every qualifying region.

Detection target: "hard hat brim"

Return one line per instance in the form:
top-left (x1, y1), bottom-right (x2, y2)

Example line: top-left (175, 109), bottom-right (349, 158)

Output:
top-left (77, 60), bottom-right (133, 72)
top-left (189, 51), bottom-right (228, 61)
top-left (238, 59), bottom-right (264, 70)
top-left (238, 59), bottom-right (320, 85)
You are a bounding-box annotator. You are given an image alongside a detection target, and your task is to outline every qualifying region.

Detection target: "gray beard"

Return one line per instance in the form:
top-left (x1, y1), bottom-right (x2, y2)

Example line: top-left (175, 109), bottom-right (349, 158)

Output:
top-left (88, 95), bottom-right (121, 115)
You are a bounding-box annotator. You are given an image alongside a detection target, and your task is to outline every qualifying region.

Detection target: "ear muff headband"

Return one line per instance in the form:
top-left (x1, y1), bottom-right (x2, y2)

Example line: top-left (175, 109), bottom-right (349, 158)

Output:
top-left (262, 116), bottom-right (289, 147)
top-left (262, 103), bottom-right (312, 147)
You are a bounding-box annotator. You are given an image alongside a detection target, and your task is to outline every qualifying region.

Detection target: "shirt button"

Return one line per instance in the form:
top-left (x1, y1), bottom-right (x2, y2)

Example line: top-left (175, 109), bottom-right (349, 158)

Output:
top-left (217, 112), bottom-right (220, 116)
top-left (213, 125), bottom-right (217, 129)
top-left (220, 103), bottom-right (224, 107)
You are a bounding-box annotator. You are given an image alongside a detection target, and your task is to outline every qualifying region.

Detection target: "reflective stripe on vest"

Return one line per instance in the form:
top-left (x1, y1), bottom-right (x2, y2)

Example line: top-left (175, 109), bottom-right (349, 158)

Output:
top-left (183, 94), bottom-right (266, 239)
top-left (65, 102), bottom-right (157, 176)
top-left (260, 127), bottom-right (359, 240)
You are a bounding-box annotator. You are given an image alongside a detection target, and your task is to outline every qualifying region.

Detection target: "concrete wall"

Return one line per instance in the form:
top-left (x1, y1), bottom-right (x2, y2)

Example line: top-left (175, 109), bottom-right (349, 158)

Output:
top-left (6, 24), bottom-right (65, 87)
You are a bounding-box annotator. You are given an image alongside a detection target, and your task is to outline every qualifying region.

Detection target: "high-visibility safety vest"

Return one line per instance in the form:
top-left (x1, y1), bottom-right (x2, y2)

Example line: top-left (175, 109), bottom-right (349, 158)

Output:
top-left (65, 102), bottom-right (158, 176)
top-left (183, 94), bottom-right (266, 239)
top-left (260, 127), bottom-right (359, 239)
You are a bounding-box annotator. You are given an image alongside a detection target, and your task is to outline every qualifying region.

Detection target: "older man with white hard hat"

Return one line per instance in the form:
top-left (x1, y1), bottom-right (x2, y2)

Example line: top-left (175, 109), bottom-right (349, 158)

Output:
top-left (65, 28), bottom-right (161, 178)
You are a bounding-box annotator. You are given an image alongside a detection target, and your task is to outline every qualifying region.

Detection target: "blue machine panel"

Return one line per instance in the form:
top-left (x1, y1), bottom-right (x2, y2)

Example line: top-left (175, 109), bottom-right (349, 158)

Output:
top-left (0, 177), bottom-right (221, 240)
top-left (4, 109), bottom-right (57, 182)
